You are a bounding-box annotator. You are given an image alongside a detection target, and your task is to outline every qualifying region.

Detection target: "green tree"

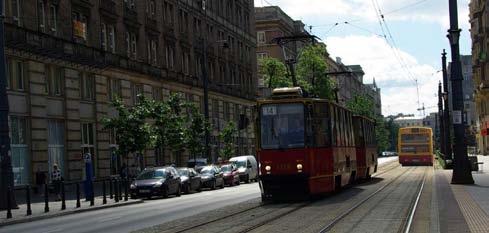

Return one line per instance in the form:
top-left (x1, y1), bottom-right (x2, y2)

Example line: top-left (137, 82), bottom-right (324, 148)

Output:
top-left (102, 95), bottom-right (155, 169)
top-left (219, 121), bottom-right (237, 160)
top-left (185, 104), bottom-right (210, 161)
top-left (296, 44), bottom-right (335, 99)
top-left (259, 57), bottom-right (290, 88)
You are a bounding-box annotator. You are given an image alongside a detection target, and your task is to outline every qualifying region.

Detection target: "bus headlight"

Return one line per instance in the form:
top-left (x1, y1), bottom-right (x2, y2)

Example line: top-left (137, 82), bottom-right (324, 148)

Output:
top-left (297, 164), bottom-right (303, 170)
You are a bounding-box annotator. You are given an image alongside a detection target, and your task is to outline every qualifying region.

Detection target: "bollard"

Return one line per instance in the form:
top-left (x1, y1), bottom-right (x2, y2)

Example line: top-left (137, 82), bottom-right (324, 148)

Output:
top-left (102, 180), bottom-right (107, 204)
top-left (44, 183), bottom-right (49, 213)
top-left (6, 186), bottom-right (12, 219)
top-left (76, 182), bottom-right (81, 208)
top-left (90, 186), bottom-right (95, 206)
top-left (61, 181), bottom-right (66, 210)
top-left (109, 178), bottom-right (113, 199)
top-left (124, 179), bottom-right (128, 201)
top-left (114, 179), bottom-right (119, 203)
top-left (26, 185), bottom-right (32, 216)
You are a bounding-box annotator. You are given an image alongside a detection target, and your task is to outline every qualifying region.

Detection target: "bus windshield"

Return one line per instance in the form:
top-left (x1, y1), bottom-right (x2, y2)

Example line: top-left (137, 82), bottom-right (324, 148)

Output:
top-left (401, 134), bottom-right (429, 143)
top-left (260, 103), bottom-right (305, 149)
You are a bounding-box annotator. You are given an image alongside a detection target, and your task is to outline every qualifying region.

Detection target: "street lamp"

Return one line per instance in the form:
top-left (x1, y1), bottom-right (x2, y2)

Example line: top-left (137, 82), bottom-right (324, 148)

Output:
top-left (447, 0), bottom-right (474, 184)
top-left (0, 0), bottom-right (17, 209)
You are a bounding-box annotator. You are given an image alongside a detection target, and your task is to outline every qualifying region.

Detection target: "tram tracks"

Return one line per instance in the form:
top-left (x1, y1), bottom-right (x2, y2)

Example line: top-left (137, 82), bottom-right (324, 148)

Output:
top-left (316, 166), bottom-right (429, 233)
top-left (171, 161), bottom-right (403, 233)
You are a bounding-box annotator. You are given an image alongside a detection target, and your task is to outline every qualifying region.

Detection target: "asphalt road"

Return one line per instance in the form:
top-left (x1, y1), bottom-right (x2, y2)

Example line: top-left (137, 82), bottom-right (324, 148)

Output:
top-left (0, 156), bottom-right (398, 233)
top-left (0, 183), bottom-right (261, 233)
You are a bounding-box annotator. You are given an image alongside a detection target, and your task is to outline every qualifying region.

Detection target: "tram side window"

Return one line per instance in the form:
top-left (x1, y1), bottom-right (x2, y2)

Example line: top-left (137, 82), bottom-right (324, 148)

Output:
top-left (313, 103), bottom-right (330, 147)
top-left (335, 107), bottom-right (340, 146)
top-left (341, 109), bottom-right (346, 147)
top-left (330, 105), bottom-right (336, 146)
top-left (354, 119), bottom-right (364, 146)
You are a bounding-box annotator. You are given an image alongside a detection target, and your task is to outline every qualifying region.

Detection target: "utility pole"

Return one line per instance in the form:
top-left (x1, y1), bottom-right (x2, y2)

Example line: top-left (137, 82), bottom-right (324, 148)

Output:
top-left (438, 81), bottom-right (445, 156)
top-left (0, 0), bottom-right (17, 209)
top-left (447, 0), bottom-right (474, 184)
top-left (442, 49), bottom-right (452, 161)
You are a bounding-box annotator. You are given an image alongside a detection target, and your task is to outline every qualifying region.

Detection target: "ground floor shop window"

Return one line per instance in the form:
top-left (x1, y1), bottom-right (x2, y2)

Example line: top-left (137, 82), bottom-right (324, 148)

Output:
top-left (10, 116), bottom-right (29, 185)
top-left (81, 123), bottom-right (96, 176)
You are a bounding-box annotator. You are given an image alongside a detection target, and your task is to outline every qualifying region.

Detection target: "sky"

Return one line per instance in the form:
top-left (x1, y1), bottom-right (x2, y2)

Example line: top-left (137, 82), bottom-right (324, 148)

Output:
top-left (254, 0), bottom-right (472, 117)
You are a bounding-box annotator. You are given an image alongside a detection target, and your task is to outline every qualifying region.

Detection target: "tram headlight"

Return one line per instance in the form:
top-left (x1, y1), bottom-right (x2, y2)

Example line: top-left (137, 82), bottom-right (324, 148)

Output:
top-left (296, 164), bottom-right (303, 170)
top-left (265, 165), bottom-right (271, 171)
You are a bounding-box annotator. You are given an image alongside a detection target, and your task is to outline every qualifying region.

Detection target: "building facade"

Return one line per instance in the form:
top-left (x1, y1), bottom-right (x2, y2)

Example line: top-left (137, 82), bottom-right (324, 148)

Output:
top-left (4, 0), bottom-right (257, 185)
top-left (470, 0), bottom-right (489, 154)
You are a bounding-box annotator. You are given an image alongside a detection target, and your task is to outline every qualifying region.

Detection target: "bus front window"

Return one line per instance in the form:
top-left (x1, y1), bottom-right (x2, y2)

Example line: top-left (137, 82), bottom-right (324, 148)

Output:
top-left (260, 103), bottom-right (305, 149)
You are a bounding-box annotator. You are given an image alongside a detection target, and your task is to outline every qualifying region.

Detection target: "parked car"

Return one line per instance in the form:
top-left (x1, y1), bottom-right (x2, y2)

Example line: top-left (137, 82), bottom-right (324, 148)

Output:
top-left (187, 158), bottom-right (208, 172)
top-left (381, 151), bottom-right (398, 157)
top-left (229, 155), bottom-right (258, 183)
top-left (220, 164), bottom-right (240, 186)
top-left (177, 167), bottom-right (202, 193)
top-left (130, 167), bottom-right (181, 199)
top-left (200, 165), bottom-right (225, 190)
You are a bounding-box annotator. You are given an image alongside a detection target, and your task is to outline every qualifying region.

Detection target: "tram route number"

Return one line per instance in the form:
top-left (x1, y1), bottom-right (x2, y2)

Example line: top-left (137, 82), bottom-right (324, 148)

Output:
top-left (263, 106), bottom-right (277, 116)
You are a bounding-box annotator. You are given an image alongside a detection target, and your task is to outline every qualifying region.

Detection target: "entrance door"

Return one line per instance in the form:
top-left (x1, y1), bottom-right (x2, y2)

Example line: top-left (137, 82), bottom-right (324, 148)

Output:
top-left (48, 120), bottom-right (65, 179)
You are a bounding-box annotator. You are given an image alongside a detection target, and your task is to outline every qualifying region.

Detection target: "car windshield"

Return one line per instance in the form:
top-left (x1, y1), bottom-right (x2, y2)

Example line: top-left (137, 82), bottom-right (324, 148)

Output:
top-left (201, 167), bottom-right (214, 174)
top-left (221, 165), bottom-right (233, 172)
top-left (260, 103), bottom-right (305, 149)
top-left (178, 169), bottom-right (189, 176)
top-left (234, 161), bottom-right (247, 168)
top-left (136, 170), bottom-right (166, 180)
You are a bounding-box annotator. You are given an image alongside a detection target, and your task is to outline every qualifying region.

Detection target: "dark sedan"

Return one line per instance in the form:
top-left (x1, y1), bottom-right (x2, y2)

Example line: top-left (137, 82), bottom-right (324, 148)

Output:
top-left (130, 167), bottom-right (181, 198)
top-left (177, 167), bottom-right (202, 193)
top-left (200, 165), bottom-right (225, 190)
top-left (221, 164), bottom-right (240, 186)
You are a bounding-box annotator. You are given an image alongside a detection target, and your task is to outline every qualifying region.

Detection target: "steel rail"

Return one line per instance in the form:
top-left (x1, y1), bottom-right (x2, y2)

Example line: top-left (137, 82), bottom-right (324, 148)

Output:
top-left (402, 168), bottom-right (428, 233)
top-left (317, 167), bottom-right (417, 233)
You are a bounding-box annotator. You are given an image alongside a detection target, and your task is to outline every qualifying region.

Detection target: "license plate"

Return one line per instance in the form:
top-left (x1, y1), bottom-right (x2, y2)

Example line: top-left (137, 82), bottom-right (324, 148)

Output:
top-left (412, 159), bottom-right (420, 162)
top-left (139, 189), bottom-right (150, 193)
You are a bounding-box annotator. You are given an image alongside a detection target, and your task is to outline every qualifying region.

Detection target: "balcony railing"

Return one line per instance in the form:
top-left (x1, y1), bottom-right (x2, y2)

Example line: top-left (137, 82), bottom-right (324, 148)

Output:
top-left (4, 24), bottom-right (254, 100)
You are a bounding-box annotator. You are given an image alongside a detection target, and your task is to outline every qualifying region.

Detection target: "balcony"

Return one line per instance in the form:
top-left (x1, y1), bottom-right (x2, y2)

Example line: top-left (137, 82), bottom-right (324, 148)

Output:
top-left (123, 7), bottom-right (140, 28)
top-left (100, 0), bottom-right (118, 19)
top-left (4, 24), bottom-right (255, 101)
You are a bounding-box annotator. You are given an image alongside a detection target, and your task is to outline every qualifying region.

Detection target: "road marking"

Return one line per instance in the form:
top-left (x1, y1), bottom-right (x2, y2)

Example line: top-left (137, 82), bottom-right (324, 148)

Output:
top-left (44, 228), bottom-right (65, 233)
top-left (97, 215), bottom-right (123, 223)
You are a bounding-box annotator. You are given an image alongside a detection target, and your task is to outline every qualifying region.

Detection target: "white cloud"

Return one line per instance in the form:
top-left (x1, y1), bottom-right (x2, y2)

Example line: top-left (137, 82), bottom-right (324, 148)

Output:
top-left (325, 35), bottom-right (440, 116)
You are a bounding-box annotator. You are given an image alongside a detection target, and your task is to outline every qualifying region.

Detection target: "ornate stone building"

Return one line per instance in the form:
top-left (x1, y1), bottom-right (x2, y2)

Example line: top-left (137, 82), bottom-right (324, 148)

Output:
top-left (4, 0), bottom-right (257, 185)
top-left (470, 0), bottom-right (489, 154)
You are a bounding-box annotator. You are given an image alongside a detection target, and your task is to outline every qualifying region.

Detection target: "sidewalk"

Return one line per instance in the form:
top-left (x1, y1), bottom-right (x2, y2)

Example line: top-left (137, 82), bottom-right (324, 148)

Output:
top-left (0, 182), bottom-right (143, 226)
top-left (412, 155), bottom-right (489, 233)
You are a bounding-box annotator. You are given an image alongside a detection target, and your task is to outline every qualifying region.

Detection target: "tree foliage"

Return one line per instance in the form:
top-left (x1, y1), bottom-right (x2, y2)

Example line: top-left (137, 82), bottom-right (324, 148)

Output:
top-left (219, 121), bottom-right (237, 160)
top-left (102, 93), bottom-right (209, 167)
top-left (296, 44), bottom-right (335, 100)
top-left (259, 57), bottom-right (290, 88)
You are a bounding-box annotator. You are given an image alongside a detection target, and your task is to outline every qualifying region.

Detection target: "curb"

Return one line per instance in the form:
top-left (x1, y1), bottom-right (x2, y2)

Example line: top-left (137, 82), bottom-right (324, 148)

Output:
top-left (0, 199), bottom-right (144, 227)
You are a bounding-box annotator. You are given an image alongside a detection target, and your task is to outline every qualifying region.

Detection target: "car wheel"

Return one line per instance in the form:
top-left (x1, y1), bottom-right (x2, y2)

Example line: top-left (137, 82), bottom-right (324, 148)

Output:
top-left (176, 185), bottom-right (181, 197)
top-left (197, 182), bottom-right (202, 192)
top-left (162, 187), bottom-right (169, 198)
top-left (130, 194), bottom-right (137, 199)
top-left (236, 179), bottom-right (241, 186)
top-left (245, 175), bottom-right (250, 183)
top-left (211, 180), bottom-right (216, 190)
top-left (220, 180), bottom-right (225, 189)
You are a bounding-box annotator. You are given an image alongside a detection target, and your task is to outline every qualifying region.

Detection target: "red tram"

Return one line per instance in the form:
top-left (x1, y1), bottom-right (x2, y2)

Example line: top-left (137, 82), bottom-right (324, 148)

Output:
top-left (257, 87), bottom-right (378, 201)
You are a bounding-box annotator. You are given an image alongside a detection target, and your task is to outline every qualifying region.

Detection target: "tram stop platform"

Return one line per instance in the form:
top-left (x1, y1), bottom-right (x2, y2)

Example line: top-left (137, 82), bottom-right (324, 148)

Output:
top-left (411, 155), bottom-right (489, 233)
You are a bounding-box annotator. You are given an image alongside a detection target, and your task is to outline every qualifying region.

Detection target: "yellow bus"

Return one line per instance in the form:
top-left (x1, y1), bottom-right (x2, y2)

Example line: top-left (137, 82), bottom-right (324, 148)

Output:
top-left (398, 127), bottom-right (433, 166)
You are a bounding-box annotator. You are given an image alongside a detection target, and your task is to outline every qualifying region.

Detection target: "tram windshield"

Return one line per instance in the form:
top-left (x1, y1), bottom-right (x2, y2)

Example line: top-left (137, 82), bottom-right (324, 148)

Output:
top-left (260, 103), bottom-right (305, 149)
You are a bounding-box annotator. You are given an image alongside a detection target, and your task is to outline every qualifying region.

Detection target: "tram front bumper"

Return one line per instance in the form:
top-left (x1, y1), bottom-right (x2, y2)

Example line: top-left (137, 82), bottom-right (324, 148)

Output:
top-left (260, 174), bottom-right (310, 199)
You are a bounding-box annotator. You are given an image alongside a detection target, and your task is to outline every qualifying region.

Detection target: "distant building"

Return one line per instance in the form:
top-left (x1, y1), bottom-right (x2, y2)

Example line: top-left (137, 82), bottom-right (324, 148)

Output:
top-left (394, 117), bottom-right (424, 128)
top-left (363, 79), bottom-right (382, 117)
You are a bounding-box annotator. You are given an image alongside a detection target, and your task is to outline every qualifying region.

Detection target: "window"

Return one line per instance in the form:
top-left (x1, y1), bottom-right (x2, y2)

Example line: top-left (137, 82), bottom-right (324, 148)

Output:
top-left (10, 116), bottom-right (29, 185)
top-left (108, 78), bottom-right (122, 101)
top-left (257, 31), bottom-right (266, 44)
top-left (256, 52), bottom-right (268, 61)
top-left (165, 44), bottom-right (175, 69)
top-left (49, 4), bottom-right (57, 33)
top-left (260, 104), bottom-right (305, 149)
top-left (163, 2), bottom-right (174, 26)
top-left (72, 11), bottom-right (88, 41)
top-left (132, 84), bottom-right (143, 104)
top-left (81, 123), bottom-right (95, 175)
top-left (48, 120), bottom-right (65, 179)
top-left (153, 87), bottom-right (162, 101)
top-left (47, 65), bottom-right (63, 96)
top-left (11, 0), bottom-right (22, 26)
top-left (223, 102), bottom-right (230, 121)
top-left (195, 55), bottom-right (202, 77)
top-left (147, 0), bottom-right (156, 17)
top-left (124, 0), bottom-right (135, 9)
top-left (125, 32), bottom-right (137, 58)
top-left (38, 0), bottom-right (46, 32)
top-left (101, 23), bottom-right (107, 50)
top-left (7, 58), bottom-right (25, 91)
top-left (182, 51), bottom-right (190, 75)
top-left (147, 39), bottom-right (157, 65)
top-left (81, 73), bottom-right (95, 100)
